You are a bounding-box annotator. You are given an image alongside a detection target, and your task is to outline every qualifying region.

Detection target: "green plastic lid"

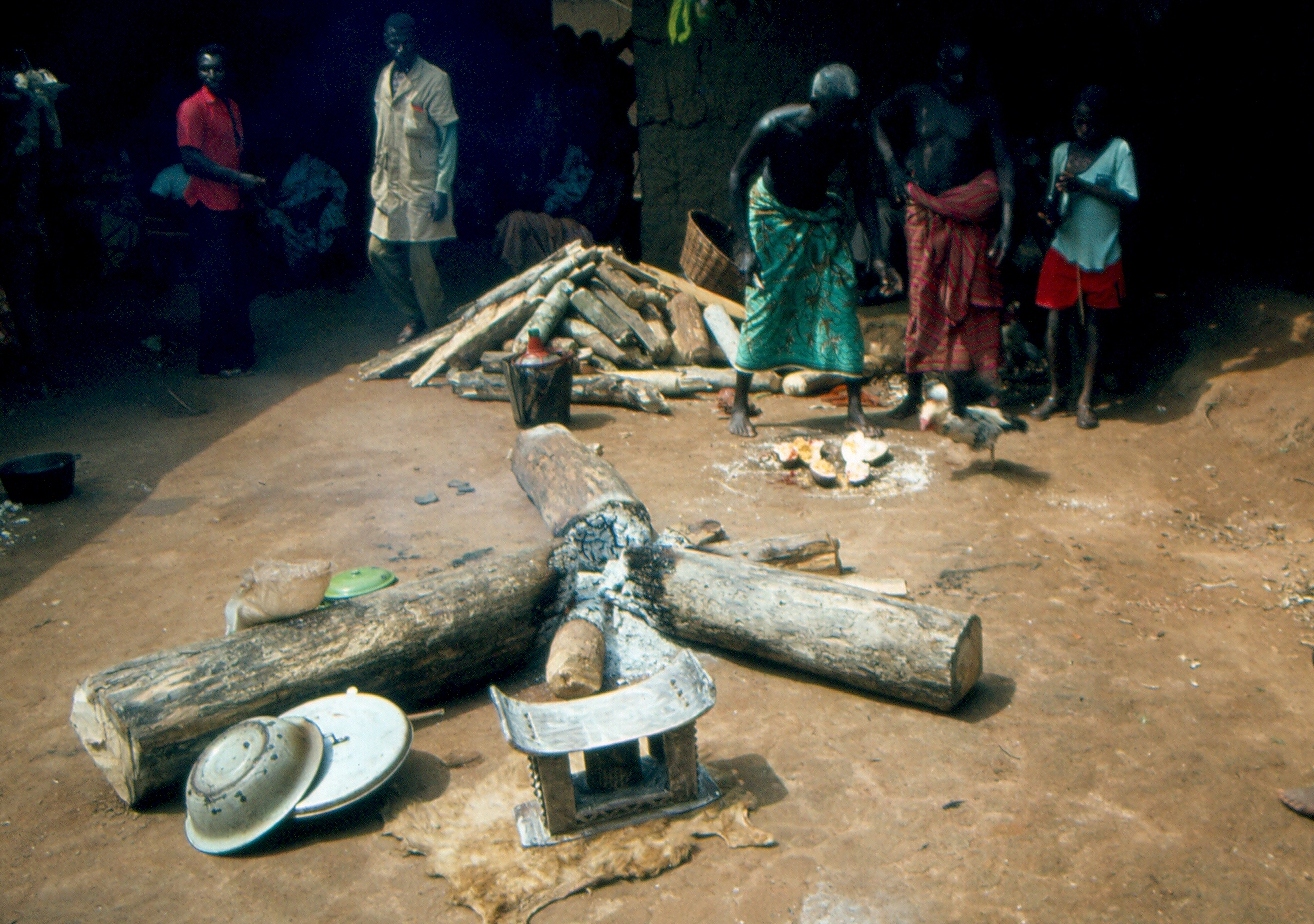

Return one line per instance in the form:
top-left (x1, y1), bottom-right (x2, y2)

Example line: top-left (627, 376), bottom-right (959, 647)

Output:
top-left (324, 567), bottom-right (397, 600)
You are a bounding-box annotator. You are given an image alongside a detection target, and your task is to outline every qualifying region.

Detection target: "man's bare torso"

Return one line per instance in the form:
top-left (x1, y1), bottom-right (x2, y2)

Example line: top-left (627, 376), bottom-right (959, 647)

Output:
top-left (881, 85), bottom-right (999, 195)
top-left (757, 104), bottom-right (863, 211)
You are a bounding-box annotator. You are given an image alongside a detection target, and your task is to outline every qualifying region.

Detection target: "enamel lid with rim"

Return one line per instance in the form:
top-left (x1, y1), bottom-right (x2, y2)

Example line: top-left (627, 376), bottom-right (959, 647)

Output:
top-left (323, 567), bottom-right (397, 600)
top-left (280, 688), bottom-right (412, 819)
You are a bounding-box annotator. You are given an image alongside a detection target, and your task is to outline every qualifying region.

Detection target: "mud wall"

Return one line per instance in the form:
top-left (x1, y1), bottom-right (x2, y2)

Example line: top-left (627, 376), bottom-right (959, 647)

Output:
top-left (633, 1), bottom-right (834, 270)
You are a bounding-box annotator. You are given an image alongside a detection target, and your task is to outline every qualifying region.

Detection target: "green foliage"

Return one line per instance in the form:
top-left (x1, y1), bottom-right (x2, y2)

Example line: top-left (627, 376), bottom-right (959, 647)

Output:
top-left (668, 1), bottom-right (774, 45)
top-left (667, 0), bottom-right (707, 45)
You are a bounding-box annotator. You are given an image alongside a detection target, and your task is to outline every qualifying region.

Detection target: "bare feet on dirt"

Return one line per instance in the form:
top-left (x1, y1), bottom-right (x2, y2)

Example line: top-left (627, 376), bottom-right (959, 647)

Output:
top-left (848, 409), bottom-right (882, 438)
top-left (1030, 394), bottom-right (1062, 421)
top-left (728, 408), bottom-right (757, 438)
top-left (1076, 403), bottom-right (1099, 429)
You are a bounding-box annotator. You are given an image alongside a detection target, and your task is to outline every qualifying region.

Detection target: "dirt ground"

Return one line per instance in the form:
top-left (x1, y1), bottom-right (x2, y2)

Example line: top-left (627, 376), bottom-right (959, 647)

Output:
top-left (2, 276), bottom-right (1314, 923)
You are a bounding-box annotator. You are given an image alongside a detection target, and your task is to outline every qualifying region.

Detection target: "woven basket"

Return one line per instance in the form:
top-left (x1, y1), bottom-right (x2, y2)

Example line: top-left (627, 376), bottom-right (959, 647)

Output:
top-left (679, 210), bottom-right (744, 302)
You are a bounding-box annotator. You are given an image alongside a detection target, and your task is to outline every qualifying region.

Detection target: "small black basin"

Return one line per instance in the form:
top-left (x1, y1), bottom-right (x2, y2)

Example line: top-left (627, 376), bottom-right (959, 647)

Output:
top-left (0, 452), bottom-right (76, 504)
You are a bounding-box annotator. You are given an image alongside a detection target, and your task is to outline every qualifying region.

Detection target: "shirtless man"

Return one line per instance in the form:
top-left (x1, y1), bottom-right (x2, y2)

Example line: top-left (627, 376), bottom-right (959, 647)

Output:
top-left (726, 64), bottom-right (899, 438)
top-left (872, 39), bottom-right (1014, 417)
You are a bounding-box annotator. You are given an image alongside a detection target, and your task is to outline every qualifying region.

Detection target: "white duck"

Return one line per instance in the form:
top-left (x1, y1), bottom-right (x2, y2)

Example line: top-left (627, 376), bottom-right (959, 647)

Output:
top-left (918, 382), bottom-right (1027, 467)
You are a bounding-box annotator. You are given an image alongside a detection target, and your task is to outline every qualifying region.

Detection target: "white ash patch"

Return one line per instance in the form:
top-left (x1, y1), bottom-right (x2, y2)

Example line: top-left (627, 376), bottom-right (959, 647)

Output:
top-left (1044, 496), bottom-right (1112, 513)
top-left (714, 440), bottom-right (933, 500)
top-left (0, 500), bottom-right (31, 551)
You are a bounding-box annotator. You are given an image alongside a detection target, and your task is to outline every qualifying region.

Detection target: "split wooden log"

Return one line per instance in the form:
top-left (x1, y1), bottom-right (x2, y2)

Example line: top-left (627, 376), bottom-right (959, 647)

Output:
top-left (666, 293), bottom-right (712, 366)
top-left (782, 370), bottom-right (856, 397)
top-left (562, 317), bottom-right (626, 365)
top-left (701, 533), bottom-right (842, 575)
top-left (358, 315), bottom-right (464, 381)
top-left (481, 350), bottom-right (513, 374)
top-left (627, 547), bottom-right (982, 711)
top-left (609, 366), bottom-right (782, 396)
top-left (358, 240), bottom-right (584, 381)
top-left (644, 316), bottom-right (674, 364)
top-left (637, 261), bottom-right (746, 321)
top-left (410, 250), bottom-right (594, 387)
top-left (447, 370), bottom-right (671, 415)
top-left (512, 278), bottom-right (577, 352)
top-left (69, 546), bottom-right (559, 805)
top-left (568, 263), bottom-right (597, 287)
top-left (570, 287), bottom-right (635, 348)
top-left (601, 249), bottom-right (660, 287)
top-left (546, 619), bottom-right (605, 699)
top-left (617, 346), bottom-right (654, 369)
top-left (590, 282), bottom-right (663, 356)
top-left (639, 286), bottom-right (668, 313)
top-left (595, 263), bottom-right (647, 309)
top-left (703, 304), bottom-right (741, 366)
top-left (511, 422), bottom-right (650, 539)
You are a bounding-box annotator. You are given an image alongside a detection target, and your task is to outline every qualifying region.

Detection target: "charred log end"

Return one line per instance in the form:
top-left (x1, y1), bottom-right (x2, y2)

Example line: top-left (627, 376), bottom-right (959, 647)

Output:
top-left (619, 544), bottom-right (676, 614)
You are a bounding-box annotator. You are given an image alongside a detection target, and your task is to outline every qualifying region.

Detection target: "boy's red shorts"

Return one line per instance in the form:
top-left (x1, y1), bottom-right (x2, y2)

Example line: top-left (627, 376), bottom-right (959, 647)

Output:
top-left (1035, 248), bottom-right (1125, 310)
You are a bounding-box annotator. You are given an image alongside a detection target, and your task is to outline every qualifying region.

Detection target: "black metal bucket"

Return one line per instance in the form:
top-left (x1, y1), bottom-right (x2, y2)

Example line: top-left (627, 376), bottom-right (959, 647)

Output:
top-left (504, 352), bottom-right (572, 429)
top-left (0, 452), bottom-right (76, 504)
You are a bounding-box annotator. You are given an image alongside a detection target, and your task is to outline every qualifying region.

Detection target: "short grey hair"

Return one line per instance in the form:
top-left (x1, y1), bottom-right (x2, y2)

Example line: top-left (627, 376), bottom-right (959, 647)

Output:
top-left (810, 64), bottom-right (860, 103)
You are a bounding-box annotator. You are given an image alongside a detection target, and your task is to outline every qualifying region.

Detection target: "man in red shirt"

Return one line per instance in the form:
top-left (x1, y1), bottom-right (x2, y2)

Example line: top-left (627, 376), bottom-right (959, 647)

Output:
top-left (177, 44), bottom-right (266, 376)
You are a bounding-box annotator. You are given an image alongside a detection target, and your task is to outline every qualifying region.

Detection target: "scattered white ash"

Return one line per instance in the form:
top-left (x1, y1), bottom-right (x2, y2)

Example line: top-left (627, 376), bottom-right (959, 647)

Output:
top-left (713, 440), bottom-right (934, 500)
top-left (0, 500), bottom-right (31, 550)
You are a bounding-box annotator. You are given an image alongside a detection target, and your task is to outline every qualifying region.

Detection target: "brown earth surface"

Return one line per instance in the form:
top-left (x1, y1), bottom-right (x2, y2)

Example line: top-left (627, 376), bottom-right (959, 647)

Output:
top-left (2, 280), bottom-right (1314, 923)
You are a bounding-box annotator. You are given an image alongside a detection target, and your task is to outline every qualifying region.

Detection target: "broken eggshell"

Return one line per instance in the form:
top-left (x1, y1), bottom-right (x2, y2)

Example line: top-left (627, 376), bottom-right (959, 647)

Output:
top-left (808, 457), bottom-right (838, 487)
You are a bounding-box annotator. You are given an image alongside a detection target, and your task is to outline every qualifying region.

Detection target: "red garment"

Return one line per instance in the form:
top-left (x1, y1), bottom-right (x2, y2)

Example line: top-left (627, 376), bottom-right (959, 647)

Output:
top-left (905, 304), bottom-right (1002, 374)
top-left (1035, 247), bottom-right (1125, 310)
top-left (176, 86), bottom-right (245, 211)
top-left (903, 170), bottom-right (1004, 373)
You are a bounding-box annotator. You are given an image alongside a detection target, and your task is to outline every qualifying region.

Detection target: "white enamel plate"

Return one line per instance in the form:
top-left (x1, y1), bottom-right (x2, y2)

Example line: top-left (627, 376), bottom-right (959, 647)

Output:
top-left (280, 689), bottom-right (413, 819)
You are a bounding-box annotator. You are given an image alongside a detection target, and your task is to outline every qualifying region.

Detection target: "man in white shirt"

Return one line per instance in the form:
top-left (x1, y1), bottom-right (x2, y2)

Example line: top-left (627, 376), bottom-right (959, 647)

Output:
top-left (368, 13), bottom-right (460, 344)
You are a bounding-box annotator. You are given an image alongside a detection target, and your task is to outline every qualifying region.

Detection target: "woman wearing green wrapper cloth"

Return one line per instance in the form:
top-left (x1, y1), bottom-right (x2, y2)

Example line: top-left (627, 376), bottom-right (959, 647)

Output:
top-left (726, 64), bottom-right (902, 437)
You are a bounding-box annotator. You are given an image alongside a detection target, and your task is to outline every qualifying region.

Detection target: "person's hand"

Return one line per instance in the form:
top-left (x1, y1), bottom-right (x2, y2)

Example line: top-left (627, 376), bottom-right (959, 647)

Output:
top-left (1053, 172), bottom-right (1084, 197)
top-left (887, 164), bottom-right (912, 207)
top-left (869, 258), bottom-right (903, 298)
top-left (427, 191), bottom-right (449, 222)
top-left (987, 225), bottom-right (1011, 268)
top-left (236, 172), bottom-right (267, 193)
top-left (733, 239), bottom-right (759, 278)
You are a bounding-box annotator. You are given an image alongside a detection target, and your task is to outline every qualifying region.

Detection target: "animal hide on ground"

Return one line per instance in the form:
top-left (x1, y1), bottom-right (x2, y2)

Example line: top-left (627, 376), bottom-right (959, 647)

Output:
top-left (383, 756), bottom-right (776, 924)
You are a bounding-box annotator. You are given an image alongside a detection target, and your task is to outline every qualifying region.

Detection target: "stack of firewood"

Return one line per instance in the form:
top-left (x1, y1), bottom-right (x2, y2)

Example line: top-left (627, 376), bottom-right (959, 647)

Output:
top-left (358, 242), bottom-right (885, 414)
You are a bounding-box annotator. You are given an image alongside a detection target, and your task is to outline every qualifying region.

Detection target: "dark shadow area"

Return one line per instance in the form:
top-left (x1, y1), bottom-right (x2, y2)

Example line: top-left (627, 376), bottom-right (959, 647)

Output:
top-left (0, 238), bottom-right (513, 603)
top-left (705, 753), bottom-right (788, 808)
top-left (566, 411), bottom-right (615, 431)
top-left (948, 458), bottom-right (1051, 485)
top-left (1093, 284), bottom-right (1314, 425)
top-left (378, 749), bottom-right (453, 807)
top-left (0, 277), bottom-right (393, 601)
top-left (949, 673), bottom-right (1016, 724)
